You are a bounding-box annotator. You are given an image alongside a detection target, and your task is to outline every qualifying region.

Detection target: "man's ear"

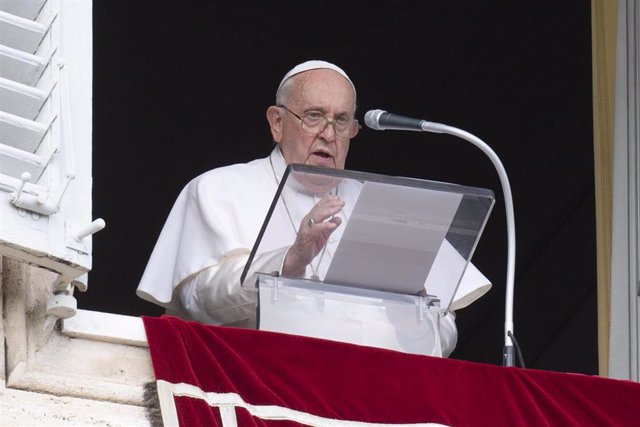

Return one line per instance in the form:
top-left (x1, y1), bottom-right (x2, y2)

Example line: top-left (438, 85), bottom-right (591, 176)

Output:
top-left (266, 106), bottom-right (283, 143)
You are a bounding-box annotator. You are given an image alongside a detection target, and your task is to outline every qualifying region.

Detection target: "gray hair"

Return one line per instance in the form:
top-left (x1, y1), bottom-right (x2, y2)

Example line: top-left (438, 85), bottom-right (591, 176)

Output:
top-left (275, 71), bottom-right (357, 114)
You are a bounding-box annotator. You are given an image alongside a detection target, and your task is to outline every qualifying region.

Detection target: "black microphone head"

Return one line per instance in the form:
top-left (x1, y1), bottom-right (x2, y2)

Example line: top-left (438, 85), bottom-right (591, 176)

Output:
top-left (364, 109), bottom-right (387, 130)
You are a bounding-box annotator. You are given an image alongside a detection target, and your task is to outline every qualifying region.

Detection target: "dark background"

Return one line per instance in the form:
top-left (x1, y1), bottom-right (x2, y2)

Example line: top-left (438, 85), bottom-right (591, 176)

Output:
top-left (82, 1), bottom-right (596, 373)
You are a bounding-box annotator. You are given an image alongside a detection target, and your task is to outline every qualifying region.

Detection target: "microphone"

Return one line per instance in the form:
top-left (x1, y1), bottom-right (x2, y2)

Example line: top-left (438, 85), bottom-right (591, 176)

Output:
top-left (364, 109), bottom-right (447, 133)
top-left (365, 109), bottom-right (423, 131)
top-left (365, 108), bottom-right (519, 367)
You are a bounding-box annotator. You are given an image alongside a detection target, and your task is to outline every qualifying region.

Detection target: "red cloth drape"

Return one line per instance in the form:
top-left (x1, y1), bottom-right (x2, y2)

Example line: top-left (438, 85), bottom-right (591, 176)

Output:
top-left (143, 315), bottom-right (640, 426)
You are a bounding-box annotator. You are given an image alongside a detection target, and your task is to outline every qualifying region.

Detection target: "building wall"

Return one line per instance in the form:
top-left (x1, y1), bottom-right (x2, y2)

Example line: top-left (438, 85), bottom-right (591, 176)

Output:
top-left (0, 257), bottom-right (156, 426)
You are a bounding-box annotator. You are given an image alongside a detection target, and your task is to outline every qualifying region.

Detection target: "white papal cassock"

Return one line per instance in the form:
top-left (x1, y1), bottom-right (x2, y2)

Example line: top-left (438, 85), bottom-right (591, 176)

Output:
top-left (137, 147), bottom-right (491, 356)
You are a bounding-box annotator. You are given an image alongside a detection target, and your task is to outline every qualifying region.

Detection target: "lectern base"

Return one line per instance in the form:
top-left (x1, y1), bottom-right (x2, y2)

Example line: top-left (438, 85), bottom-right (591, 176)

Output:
top-left (256, 274), bottom-right (444, 356)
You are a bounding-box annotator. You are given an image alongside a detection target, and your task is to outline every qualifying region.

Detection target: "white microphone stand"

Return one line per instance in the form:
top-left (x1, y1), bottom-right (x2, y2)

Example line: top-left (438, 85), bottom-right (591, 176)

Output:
top-left (417, 120), bottom-right (517, 367)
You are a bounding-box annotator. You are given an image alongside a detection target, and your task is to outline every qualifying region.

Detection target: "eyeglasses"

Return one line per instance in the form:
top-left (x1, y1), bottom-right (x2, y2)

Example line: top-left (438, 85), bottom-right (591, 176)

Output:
top-left (279, 105), bottom-right (360, 139)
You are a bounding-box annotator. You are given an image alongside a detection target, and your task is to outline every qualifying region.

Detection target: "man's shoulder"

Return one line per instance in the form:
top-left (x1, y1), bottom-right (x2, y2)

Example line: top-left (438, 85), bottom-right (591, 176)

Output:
top-left (188, 154), bottom-right (273, 191)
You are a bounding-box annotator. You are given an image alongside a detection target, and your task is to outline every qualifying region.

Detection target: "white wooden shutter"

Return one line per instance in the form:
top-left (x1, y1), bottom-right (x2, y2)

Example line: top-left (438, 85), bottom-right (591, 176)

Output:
top-left (0, 0), bottom-right (99, 291)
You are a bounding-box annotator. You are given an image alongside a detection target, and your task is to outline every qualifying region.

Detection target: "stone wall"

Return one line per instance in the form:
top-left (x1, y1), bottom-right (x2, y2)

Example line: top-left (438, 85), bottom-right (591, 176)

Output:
top-left (0, 257), bottom-right (157, 426)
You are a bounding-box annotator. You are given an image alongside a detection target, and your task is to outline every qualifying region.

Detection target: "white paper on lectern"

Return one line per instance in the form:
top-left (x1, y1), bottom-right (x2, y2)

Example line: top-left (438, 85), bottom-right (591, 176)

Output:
top-left (324, 181), bottom-right (463, 295)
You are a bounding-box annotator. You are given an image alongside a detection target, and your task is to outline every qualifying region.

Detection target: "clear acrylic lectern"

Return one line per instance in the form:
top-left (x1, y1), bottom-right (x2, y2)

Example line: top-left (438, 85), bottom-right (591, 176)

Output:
top-left (241, 164), bottom-right (494, 356)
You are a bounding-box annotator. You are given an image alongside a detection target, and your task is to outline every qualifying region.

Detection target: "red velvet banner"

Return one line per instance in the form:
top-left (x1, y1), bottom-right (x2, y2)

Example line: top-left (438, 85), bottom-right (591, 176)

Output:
top-left (143, 315), bottom-right (640, 426)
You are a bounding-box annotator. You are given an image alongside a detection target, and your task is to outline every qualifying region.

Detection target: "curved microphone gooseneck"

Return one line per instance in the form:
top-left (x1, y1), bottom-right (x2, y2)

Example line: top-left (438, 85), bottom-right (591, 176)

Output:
top-left (364, 109), bottom-right (518, 367)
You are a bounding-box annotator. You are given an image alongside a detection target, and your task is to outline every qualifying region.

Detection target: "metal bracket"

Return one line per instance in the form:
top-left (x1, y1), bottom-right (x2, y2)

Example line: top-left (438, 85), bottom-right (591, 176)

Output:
top-left (65, 218), bottom-right (106, 254)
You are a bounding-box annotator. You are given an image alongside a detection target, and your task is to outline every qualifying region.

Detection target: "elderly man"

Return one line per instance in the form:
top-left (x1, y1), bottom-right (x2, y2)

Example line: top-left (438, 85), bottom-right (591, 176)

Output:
top-left (137, 60), bottom-right (490, 356)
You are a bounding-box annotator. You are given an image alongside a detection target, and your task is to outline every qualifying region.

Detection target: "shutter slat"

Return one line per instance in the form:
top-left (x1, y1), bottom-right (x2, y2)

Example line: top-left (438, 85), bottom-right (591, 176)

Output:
top-left (0, 44), bottom-right (47, 85)
top-left (0, 10), bottom-right (48, 53)
top-left (0, 110), bottom-right (49, 152)
top-left (0, 0), bottom-right (47, 21)
top-left (0, 76), bottom-right (49, 119)
top-left (0, 141), bottom-right (48, 180)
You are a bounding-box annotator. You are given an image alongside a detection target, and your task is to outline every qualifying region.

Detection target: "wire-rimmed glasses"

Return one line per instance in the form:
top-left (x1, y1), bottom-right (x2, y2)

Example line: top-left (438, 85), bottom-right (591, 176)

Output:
top-left (279, 105), bottom-right (360, 139)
